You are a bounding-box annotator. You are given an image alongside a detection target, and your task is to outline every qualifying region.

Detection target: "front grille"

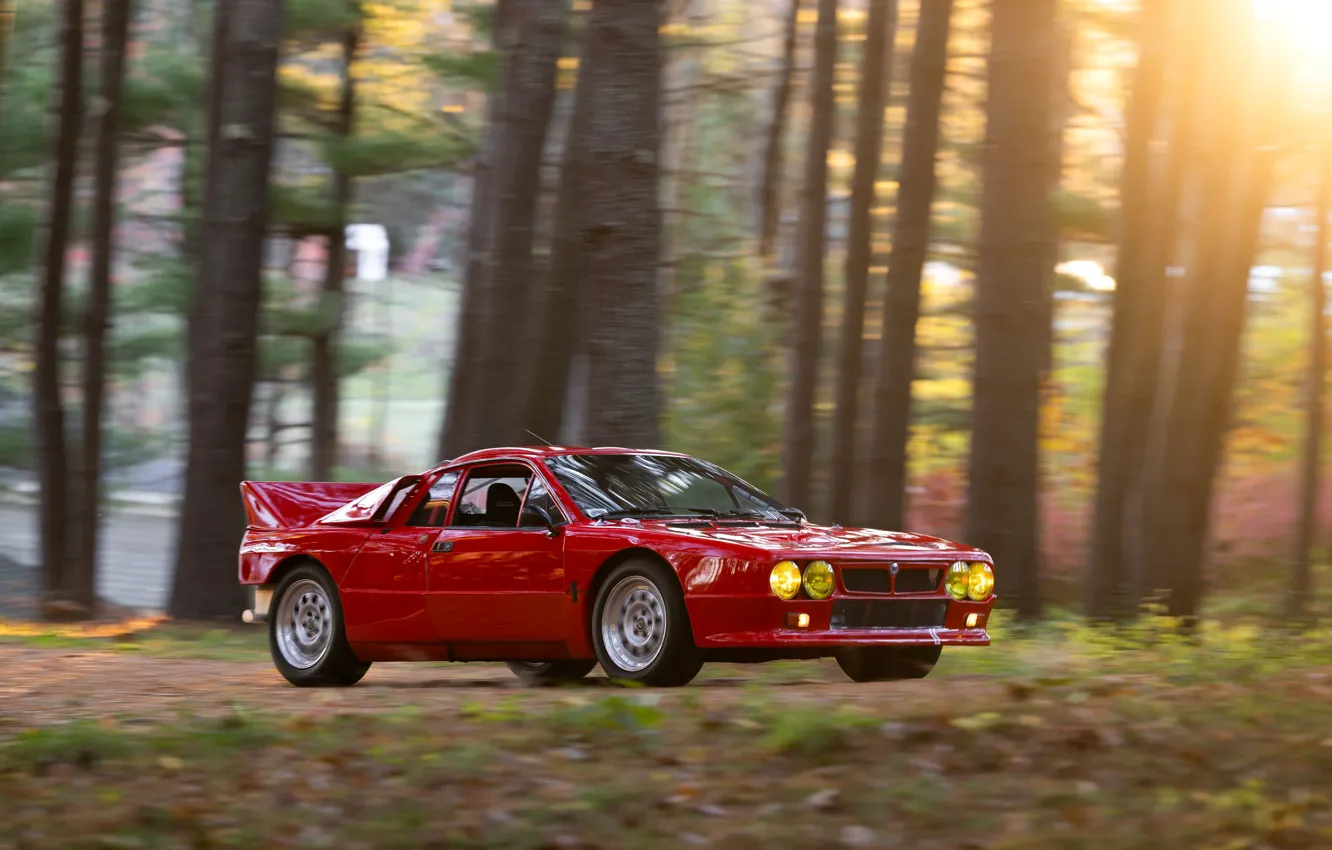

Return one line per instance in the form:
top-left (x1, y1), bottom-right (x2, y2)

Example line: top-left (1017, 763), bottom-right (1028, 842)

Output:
top-left (831, 599), bottom-right (948, 629)
top-left (840, 566), bottom-right (941, 594)
top-left (842, 569), bottom-right (892, 593)
top-left (895, 568), bottom-right (941, 593)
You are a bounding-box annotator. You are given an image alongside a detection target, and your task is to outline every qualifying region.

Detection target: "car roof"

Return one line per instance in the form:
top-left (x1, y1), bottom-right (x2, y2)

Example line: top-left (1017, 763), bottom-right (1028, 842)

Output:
top-left (430, 445), bottom-right (691, 472)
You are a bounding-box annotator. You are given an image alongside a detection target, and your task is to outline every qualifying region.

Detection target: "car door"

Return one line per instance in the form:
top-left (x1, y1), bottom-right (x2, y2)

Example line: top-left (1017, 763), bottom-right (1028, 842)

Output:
top-left (340, 472), bottom-right (459, 645)
top-left (426, 462), bottom-right (568, 644)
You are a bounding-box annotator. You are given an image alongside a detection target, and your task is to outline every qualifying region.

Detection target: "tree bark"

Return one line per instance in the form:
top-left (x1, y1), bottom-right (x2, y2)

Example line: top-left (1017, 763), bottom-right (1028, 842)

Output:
top-left (169, 0), bottom-right (284, 621)
top-left (72, 0), bottom-right (133, 613)
top-left (438, 0), bottom-right (512, 460)
top-left (309, 25), bottom-right (359, 481)
top-left (782, 0), bottom-right (837, 510)
top-left (1136, 2), bottom-right (1279, 621)
top-left (1289, 146), bottom-right (1330, 623)
top-left (33, 0), bottom-right (84, 614)
top-left (829, 0), bottom-right (896, 526)
top-left (473, 0), bottom-right (568, 447)
top-left (522, 14), bottom-right (602, 443)
top-left (756, 0), bottom-right (800, 260)
top-left (965, 0), bottom-right (1058, 620)
top-left (863, 0), bottom-right (953, 532)
top-left (0, 0), bottom-right (15, 127)
top-left (1085, 0), bottom-right (1172, 620)
top-left (580, 0), bottom-right (665, 448)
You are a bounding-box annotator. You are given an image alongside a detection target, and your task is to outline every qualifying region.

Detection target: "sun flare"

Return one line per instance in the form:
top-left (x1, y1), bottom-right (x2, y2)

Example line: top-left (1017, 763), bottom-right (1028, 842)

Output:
top-left (1254, 0), bottom-right (1332, 80)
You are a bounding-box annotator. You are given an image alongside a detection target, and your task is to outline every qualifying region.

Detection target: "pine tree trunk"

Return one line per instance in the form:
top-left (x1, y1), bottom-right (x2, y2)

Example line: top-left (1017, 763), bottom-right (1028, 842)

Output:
top-left (33, 0), bottom-right (83, 616)
top-left (0, 0), bottom-right (15, 124)
top-left (72, 0), bottom-right (133, 614)
top-left (438, 0), bottom-right (512, 460)
top-left (757, 0), bottom-right (800, 260)
top-left (522, 15), bottom-right (602, 443)
top-left (1137, 2), bottom-right (1279, 621)
top-left (782, 0), bottom-right (837, 511)
top-left (472, 0), bottom-right (568, 446)
top-left (1085, 0), bottom-right (1172, 620)
top-left (965, 0), bottom-right (1058, 620)
top-left (864, 0), bottom-right (952, 532)
top-left (1289, 147), bottom-right (1330, 623)
top-left (829, 0), bottom-right (896, 526)
top-left (309, 26), bottom-right (358, 481)
top-left (581, 0), bottom-right (664, 448)
top-left (169, 0), bottom-right (284, 621)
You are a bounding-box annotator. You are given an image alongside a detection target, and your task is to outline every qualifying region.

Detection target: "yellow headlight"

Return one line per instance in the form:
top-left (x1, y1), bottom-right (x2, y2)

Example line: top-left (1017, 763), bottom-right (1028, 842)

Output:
top-left (945, 561), bottom-right (970, 600)
top-left (967, 562), bottom-right (994, 600)
top-left (803, 560), bottom-right (834, 599)
top-left (770, 560), bottom-right (801, 600)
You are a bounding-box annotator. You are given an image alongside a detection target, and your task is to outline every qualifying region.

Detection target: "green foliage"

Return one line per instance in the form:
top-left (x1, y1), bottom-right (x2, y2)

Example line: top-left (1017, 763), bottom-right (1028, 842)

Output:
top-left (269, 181), bottom-right (340, 232)
top-left (0, 63), bottom-right (53, 176)
top-left (121, 49), bottom-right (207, 132)
top-left (665, 258), bottom-right (783, 493)
top-left (421, 49), bottom-right (498, 88)
top-left (761, 705), bottom-right (878, 759)
top-left (284, 0), bottom-right (361, 41)
top-left (322, 128), bottom-right (476, 178)
top-left (0, 203), bottom-right (37, 276)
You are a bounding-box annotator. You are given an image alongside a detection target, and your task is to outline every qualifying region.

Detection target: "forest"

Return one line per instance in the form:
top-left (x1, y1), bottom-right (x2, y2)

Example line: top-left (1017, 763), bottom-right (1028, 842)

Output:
top-left (0, 0), bottom-right (1329, 632)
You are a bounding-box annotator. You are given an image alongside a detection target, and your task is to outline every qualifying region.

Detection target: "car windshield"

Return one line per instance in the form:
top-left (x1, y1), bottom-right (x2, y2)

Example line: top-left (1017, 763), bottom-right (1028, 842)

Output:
top-left (544, 454), bottom-right (790, 521)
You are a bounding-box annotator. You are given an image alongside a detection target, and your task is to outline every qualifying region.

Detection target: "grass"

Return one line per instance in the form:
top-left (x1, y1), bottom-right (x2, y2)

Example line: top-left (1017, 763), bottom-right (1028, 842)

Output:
top-left (2, 663), bottom-right (1331, 848)
top-left (0, 619), bottom-right (264, 661)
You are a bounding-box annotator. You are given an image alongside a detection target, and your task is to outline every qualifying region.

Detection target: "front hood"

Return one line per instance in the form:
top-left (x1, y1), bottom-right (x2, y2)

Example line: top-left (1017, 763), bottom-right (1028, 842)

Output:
top-left (648, 520), bottom-right (985, 559)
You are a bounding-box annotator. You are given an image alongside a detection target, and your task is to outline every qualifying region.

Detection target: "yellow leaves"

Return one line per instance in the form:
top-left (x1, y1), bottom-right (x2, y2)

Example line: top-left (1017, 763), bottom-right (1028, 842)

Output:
top-left (157, 755), bottom-right (183, 771)
top-left (0, 615), bottom-right (165, 638)
top-left (949, 711), bottom-right (1003, 731)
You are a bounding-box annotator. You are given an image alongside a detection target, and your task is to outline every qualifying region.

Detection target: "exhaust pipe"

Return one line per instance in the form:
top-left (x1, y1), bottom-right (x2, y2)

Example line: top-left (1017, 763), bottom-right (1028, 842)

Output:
top-left (242, 609), bottom-right (267, 624)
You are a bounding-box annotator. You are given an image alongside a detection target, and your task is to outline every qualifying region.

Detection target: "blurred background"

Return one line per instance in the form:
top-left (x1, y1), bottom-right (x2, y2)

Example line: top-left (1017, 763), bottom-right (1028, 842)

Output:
top-left (0, 0), bottom-right (1329, 627)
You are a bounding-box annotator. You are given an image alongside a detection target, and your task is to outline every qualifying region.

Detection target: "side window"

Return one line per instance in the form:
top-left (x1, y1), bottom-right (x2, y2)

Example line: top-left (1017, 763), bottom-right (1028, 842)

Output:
top-left (406, 471), bottom-right (461, 528)
top-left (373, 477), bottom-right (420, 523)
top-left (450, 464), bottom-right (533, 528)
top-left (519, 477), bottom-right (563, 528)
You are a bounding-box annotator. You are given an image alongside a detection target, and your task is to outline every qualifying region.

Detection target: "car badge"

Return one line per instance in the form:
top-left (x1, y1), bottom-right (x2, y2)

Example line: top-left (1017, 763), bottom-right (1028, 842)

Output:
top-left (890, 562), bottom-right (899, 576)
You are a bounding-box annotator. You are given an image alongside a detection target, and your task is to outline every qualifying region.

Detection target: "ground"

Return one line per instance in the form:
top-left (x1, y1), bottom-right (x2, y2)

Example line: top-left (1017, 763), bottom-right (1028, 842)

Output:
top-left (2, 620), bottom-right (1332, 848)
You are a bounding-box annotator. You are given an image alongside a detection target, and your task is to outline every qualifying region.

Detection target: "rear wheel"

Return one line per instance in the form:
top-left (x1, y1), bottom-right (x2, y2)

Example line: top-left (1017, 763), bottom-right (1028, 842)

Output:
top-left (269, 563), bottom-right (371, 687)
top-left (505, 660), bottom-right (598, 686)
top-left (592, 558), bottom-right (702, 687)
top-left (835, 645), bottom-right (941, 682)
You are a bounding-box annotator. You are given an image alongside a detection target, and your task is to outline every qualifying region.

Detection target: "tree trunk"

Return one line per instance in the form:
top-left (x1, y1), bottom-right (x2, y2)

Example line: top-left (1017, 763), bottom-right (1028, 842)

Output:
top-left (33, 0), bottom-right (84, 615)
top-left (965, 0), bottom-right (1057, 621)
top-left (757, 0), bottom-right (800, 260)
top-left (782, 0), bottom-right (837, 511)
top-left (580, 0), bottom-right (665, 448)
top-left (169, 0), bottom-right (284, 621)
top-left (438, 0), bottom-right (513, 460)
top-left (1289, 146), bottom-right (1330, 623)
top-left (72, 0), bottom-right (133, 614)
top-left (522, 15), bottom-right (602, 443)
top-left (309, 26), bottom-right (358, 481)
top-left (1136, 2), bottom-right (1279, 621)
top-left (472, 0), bottom-right (569, 447)
top-left (1085, 0), bottom-right (1172, 620)
top-left (863, 0), bottom-right (952, 532)
top-left (0, 0), bottom-right (15, 124)
top-left (829, 0), bottom-right (896, 526)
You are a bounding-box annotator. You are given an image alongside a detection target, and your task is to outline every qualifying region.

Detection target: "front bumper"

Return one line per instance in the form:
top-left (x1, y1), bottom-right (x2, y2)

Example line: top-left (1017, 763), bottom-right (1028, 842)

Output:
top-left (686, 594), bottom-right (995, 649)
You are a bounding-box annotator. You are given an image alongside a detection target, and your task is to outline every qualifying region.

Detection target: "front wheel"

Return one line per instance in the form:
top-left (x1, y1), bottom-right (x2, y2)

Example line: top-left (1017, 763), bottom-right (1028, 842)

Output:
top-left (835, 645), bottom-right (941, 682)
top-left (505, 660), bottom-right (598, 686)
top-left (269, 563), bottom-right (371, 687)
top-left (592, 559), bottom-right (702, 687)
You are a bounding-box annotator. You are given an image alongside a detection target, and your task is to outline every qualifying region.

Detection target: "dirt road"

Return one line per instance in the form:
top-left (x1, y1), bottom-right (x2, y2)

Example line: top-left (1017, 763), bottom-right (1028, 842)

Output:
top-left (0, 644), bottom-right (1006, 729)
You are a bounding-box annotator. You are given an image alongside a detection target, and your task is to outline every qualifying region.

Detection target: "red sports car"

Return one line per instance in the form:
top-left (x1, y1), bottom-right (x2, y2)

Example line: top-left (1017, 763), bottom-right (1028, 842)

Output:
top-left (238, 446), bottom-right (995, 687)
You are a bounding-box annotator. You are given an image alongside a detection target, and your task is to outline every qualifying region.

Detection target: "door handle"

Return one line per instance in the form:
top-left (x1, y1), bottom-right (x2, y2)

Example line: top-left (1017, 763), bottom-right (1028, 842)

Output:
top-left (432, 540), bottom-right (453, 553)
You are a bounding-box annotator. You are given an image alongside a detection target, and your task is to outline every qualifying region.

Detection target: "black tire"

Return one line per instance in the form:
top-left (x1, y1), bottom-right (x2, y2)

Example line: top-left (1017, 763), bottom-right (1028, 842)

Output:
top-left (505, 659), bottom-right (598, 686)
top-left (268, 563), bottom-right (371, 687)
top-left (591, 557), bottom-right (703, 687)
top-left (835, 645), bottom-right (942, 683)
